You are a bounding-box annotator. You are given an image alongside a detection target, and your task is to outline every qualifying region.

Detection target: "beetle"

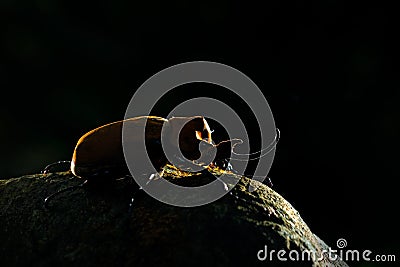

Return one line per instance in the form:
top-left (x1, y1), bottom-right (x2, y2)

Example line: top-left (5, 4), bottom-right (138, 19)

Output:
top-left (43, 115), bottom-right (216, 208)
top-left (43, 115), bottom-right (280, 208)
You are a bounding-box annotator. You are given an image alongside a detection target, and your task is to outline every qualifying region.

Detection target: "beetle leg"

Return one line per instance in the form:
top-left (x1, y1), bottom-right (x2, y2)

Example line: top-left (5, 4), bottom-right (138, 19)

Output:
top-left (127, 170), bottom-right (164, 213)
top-left (128, 195), bottom-right (135, 213)
top-left (44, 180), bottom-right (88, 209)
top-left (146, 169), bottom-right (164, 185)
top-left (265, 176), bottom-right (273, 187)
top-left (42, 160), bottom-right (71, 174)
top-left (216, 177), bottom-right (229, 192)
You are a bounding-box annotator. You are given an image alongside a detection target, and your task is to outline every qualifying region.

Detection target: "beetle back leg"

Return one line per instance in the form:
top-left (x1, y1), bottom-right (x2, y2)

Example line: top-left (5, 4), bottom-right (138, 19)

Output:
top-left (127, 170), bottom-right (164, 213)
top-left (42, 160), bottom-right (71, 174)
top-left (44, 180), bottom-right (88, 209)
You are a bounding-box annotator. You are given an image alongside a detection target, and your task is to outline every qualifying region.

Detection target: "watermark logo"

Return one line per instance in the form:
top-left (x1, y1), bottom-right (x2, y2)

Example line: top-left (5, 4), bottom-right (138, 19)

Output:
top-left (336, 238), bottom-right (347, 249)
top-left (257, 238), bottom-right (396, 263)
top-left (122, 61), bottom-right (277, 207)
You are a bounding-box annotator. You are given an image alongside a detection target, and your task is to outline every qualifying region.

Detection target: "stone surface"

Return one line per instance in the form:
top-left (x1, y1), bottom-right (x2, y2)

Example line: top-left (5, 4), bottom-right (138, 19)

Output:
top-left (0, 167), bottom-right (348, 266)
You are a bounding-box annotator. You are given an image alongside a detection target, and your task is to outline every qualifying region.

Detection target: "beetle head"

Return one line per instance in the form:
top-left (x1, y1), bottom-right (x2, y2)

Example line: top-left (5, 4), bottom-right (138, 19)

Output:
top-left (166, 116), bottom-right (213, 161)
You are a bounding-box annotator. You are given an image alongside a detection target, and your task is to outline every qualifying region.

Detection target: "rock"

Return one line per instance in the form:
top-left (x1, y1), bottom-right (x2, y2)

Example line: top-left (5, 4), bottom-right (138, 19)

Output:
top-left (0, 167), bottom-right (347, 267)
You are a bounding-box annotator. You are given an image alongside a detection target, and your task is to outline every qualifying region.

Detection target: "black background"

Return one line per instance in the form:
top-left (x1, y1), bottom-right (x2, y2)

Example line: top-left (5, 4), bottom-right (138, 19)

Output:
top-left (1, 0), bottom-right (398, 264)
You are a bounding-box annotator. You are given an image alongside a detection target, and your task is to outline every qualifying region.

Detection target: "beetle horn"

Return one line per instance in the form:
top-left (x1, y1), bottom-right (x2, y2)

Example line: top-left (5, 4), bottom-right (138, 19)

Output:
top-left (222, 128), bottom-right (280, 161)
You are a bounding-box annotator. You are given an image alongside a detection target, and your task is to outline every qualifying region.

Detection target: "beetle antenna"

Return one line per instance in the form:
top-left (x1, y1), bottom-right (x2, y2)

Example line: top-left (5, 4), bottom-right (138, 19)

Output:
top-left (44, 180), bottom-right (88, 209)
top-left (42, 160), bottom-right (71, 174)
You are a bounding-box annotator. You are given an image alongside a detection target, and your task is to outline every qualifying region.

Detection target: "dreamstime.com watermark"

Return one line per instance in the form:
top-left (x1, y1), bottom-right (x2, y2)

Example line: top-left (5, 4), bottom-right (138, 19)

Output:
top-left (257, 238), bottom-right (396, 263)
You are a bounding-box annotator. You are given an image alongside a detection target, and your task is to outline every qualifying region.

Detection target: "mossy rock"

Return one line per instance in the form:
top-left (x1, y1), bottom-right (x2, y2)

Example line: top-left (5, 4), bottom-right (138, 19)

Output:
top-left (0, 167), bottom-right (348, 267)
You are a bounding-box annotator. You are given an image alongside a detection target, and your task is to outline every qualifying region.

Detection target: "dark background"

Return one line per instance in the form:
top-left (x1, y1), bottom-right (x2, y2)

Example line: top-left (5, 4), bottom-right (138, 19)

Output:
top-left (1, 0), bottom-right (398, 265)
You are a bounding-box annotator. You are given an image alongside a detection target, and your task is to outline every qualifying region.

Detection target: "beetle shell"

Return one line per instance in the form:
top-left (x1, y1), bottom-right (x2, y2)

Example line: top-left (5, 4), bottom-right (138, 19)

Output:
top-left (71, 116), bottom-right (213, 179)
